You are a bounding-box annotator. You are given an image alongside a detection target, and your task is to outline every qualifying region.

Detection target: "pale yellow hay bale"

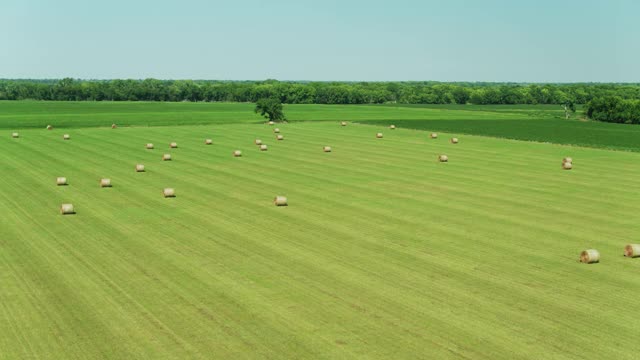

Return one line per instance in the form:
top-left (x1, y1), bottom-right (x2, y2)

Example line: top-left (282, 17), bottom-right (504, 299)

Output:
top-left (276, 134), bottom-right (284, 141)
top-left (580, 249), bottom-right (600, 264)
top-left (438, 155), bottom-right (448, 162)
top-left (274, 128), bottom-right (281, 133)
top-left (451, 137), bottom-right (459, 144)
top-left (323, 146), bottom-right (332, 152)
top-left (563, 157), bottom-right (573, 164)
top-left (46, 125), bottom-right (53, 130)
top-left (60, 203), bottom-right (75, 215)
top-left (624, 244), bottom-right (640, 258)
top-left (341, 121), bottom-right (347, 126)
top-left (162, 154), bottom-right (172, 161)
top-left (390, 125), bottom-right (396, 129)
top-left (63, 134), bottom-right (70, 140)
top-left (56, 177), bottom-right (68, 186)
top-left (430, 133), bottom-right (438, 139)
top-left (260, 144), bottom-right (268, 151)
top-left (274, 196), bottom-right (288, 206)
top-left (255, 139), bottom-right (263, 145)
top-left (100, 178), bottom-right (112, 187)
top-left (111, 124), bottom-right (117, 129)
top-left (233, 150), bottom-right (242, 157)
top-left (268, 121), bottom-right (275, 125)
top-left (136, 164), bottom-right (145, 172)
top-left (376, 133), bottom-right (383, 138)
top-left (205, 139), bottom-right (213, 145)
top-left (163, 188), bottom-right (176, 198)
top-left (169, 142), bottom-right (178, 148)
top-left (563, 162), bottom-right (572, 170)
top-left (146, 143), bottom-right (154, 149)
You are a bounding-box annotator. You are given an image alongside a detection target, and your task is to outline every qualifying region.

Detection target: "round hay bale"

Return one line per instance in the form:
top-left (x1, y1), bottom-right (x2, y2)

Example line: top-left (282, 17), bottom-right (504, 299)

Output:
top-left (376, 133), bottom-right (383, 138)
top-left (451, 137), bottom-right (459, 144)
top-left (146, 143), bottom-right (154, 149)
top-left (233, 150), bottom-right (242, 157)
top-left (56, 177), bottom-right (68, 186)
top-left (323, 146), bottom-right (332, 152)
top-left (163, 188), bottom-right (176, 198)
top-left (63, 134), bottom-right (70, 140)
top-left (100, 178), bottom-right (112, 187)
top-left (341, 121), bottom-right (347, 126)
top-left (274, 128), bottom-right (281, 133)
top-left (438, 155), bottom-right (448, 162)
top-left (60, 203), bottom-right (75, 215)
top-left (624, 244), bottom-right (640, 258)
top-left (136, 164), bottom-right (145, 172)
top-left (255, 139), bottom-right (263, 145)
top-left (111, 124), bottom-right (117, 129)
top-left (390, 125), bottom-right (396, 130)
top-left (430, 133), bottom-right (438, 139)
top-left (563, 162), bottom-right (573, 170)
top-left (580, 249), bottom-right (600, 264)
top-left (162, 154), bottom-right (172, 161)
top-left (205, 139), bottom-right (213, 145)
top-left (274, 196), bottom-right (288, 206)
top-left (169, 142), bottom-right (178, 148)
top-left (260, 144), bottom-right (268, 151)
top-left (268, 121), bottom-right (275, 125)
top-left (276, 134), bottom-right (284, 141)
top-left (563, 157), bottom-right (573, 164)
top-left (46, 125), bottom-right (53, 130)
top-left (12, 132), bottom-right (19, 138)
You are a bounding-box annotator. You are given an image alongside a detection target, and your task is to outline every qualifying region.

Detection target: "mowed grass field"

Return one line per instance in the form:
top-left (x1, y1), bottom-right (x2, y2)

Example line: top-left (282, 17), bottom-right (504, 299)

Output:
top-left (3, 102), bottom-right (640, 359)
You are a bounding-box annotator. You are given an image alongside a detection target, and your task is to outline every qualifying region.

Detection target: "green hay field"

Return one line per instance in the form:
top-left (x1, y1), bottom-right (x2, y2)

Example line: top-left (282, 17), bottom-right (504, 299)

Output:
top-left (2, 102), bottom-right (640, 359)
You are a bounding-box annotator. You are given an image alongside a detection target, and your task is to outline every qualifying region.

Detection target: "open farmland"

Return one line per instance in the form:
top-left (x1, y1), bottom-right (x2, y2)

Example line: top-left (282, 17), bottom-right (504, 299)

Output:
top-left (2, 103), bottom-right (640, 359)
top-left (4, 101), bottom-right (640, 152)
top-left (0, 101), bottom-right (529, 129)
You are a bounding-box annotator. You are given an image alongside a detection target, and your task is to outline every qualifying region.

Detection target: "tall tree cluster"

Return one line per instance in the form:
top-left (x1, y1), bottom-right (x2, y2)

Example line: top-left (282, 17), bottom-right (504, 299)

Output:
top-left (585, 97), bottom-right (640, 124)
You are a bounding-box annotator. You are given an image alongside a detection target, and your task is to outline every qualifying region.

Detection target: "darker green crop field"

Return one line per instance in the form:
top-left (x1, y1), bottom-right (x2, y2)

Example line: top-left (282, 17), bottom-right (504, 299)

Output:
top-left (360, 117), bottom-right (640, 152)
top-left (358, 104), bottom-right (640, 152)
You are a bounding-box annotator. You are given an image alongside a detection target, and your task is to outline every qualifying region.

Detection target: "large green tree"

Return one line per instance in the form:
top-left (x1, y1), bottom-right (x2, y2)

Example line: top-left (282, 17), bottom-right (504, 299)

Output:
top-left (254, 98), bottom-right (286, 122)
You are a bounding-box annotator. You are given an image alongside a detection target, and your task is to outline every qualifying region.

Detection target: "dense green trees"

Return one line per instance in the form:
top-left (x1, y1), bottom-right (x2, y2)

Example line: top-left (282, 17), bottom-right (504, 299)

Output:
top-left (585, 97), bottom-right (640, 124)
top-left (1, 79), bottom-right (639, 106)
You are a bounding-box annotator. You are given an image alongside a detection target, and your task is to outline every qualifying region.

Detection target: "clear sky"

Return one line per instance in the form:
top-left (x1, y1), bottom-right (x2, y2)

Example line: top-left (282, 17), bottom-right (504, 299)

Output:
top-left (1, 0), bottom-right (638, 82)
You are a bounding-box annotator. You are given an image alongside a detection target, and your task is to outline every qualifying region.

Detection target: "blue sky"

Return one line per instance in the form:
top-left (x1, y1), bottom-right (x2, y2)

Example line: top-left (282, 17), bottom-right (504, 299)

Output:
top-left (1, 0), bottom-right (637, 81)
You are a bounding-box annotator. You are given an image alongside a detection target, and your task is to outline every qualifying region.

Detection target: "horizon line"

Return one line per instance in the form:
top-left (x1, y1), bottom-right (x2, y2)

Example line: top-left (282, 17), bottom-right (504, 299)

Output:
top-left (2, 78), bottom-right (640, 85)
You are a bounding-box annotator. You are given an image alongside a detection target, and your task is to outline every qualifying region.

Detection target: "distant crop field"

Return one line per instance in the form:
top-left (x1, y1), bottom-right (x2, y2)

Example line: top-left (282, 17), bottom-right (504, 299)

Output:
top-left (3, 101), bottom-right (640, 152)
top-left (360, 117), bottom-right (640, 152)
top-left (2, 102), bottom-right (640, 359)
top-left (365, 104), bottom-right (640, 152)
top-left (0, 101), bottom-right (530, 129)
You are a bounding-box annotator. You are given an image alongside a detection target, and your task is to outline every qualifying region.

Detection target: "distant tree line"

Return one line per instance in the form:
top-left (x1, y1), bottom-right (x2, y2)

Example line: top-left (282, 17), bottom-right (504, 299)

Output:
top-left (585, 97), bottom-right (640, 124)
top-left (1, 78), bottom-right (640, 105)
